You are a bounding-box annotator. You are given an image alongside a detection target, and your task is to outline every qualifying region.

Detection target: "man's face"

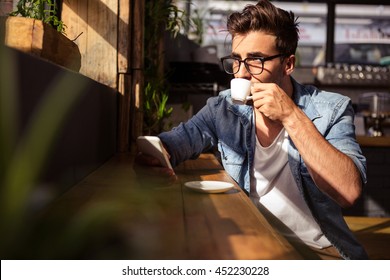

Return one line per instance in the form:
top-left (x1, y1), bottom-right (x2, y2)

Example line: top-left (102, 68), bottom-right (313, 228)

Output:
top-left (231, 31), bottom-right (286, 84)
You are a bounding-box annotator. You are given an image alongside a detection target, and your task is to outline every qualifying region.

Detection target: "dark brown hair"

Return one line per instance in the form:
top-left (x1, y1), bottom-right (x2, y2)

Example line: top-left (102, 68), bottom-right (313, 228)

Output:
top-left (227, 0), bottom-right (300, 55)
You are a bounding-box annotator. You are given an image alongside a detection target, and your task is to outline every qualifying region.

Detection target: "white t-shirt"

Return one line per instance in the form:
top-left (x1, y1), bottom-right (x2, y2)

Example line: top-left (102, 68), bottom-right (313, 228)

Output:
top-left (250, 128), bottom-right (331, 249)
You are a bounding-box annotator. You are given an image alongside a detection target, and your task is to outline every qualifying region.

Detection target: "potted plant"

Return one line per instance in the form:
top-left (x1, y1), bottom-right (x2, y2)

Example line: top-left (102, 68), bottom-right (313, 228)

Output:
top-left (1, 0), bottom-right (81, 71)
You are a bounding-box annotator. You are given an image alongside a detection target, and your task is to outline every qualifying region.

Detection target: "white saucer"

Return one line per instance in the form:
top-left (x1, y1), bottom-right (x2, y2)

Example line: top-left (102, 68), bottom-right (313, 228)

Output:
top-left (184, 181), bottom-right (234, 193)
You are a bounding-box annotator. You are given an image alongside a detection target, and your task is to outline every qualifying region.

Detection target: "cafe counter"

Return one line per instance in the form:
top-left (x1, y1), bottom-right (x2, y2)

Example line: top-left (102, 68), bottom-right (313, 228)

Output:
top-left (357, 136), bottom-right (390, 147)
top-left (6, 153), bottom-right (304, 259)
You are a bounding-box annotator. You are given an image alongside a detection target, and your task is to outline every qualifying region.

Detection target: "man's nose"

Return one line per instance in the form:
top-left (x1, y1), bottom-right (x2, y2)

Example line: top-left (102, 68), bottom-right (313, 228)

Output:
top-left (235, 63), bottom-right (251, 79)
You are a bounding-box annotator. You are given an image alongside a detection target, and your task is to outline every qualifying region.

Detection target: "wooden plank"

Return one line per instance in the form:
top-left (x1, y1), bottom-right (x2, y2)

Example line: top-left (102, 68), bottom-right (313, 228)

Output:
top-left (31, 153), bottom-right (302, 259)
top-left (345, 216), bottom-right (390, 259)
top-left (132, 0), bottom-right (144, 70)
top-left (40, 154), bottom-right (187, 259)
top-left (117, 73), bottom-right (132, 152)
top-left (117, 0), bottom-right (132, 152)
top-left (131, 0), bottom-right (145, 141)
top-left (61, 0), bottom-right (90, 75)
top-left (131, 69), bottom-right (144, 141)
top-left (118, 0), bottom-right (132, 73)
top-left (63, 1), bottom-right (88, 45)
top-left (61, 0), bottom-right (117, 88)
top-left (61, 0), bottom-right (88, 57)
top-left (177, 154), bottom-right (302, 260)
top-left (84, 0), bottom-right (117, 88)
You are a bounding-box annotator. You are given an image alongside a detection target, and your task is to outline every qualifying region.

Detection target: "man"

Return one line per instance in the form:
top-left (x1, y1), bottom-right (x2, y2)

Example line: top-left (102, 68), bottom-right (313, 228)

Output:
top-left (137, 0), bottom-right (368, 259)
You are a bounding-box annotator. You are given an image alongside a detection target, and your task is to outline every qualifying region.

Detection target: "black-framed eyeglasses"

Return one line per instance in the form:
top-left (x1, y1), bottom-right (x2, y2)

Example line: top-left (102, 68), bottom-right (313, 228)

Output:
top-left (220, 54), bottom-right (285, 75)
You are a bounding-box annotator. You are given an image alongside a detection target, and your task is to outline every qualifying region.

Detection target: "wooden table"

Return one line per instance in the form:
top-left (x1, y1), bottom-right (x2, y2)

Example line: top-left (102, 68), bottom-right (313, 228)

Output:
top-left (33, 153), bottom-right (302, 259)
top-left (344, 216), bottom-right (390, 259)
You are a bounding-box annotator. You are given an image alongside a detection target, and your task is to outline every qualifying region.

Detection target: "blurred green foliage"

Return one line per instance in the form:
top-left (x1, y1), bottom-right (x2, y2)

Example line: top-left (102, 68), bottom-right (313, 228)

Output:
top-left (9, 0), bottom-right (66, 33)
top-left (0, 43), bottom-right (97, 258)
top-left (0, 43), bottom-right (159, 259)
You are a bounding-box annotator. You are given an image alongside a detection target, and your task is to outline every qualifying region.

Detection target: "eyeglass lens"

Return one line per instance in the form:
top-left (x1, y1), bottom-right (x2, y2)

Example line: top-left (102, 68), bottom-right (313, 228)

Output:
top-left (222, 58), bottom-right (263, 75)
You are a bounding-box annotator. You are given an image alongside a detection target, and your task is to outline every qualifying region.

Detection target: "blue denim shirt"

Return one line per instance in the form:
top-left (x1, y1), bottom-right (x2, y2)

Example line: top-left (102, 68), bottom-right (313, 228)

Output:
top-left (159, 78), bottom-right (368, 259)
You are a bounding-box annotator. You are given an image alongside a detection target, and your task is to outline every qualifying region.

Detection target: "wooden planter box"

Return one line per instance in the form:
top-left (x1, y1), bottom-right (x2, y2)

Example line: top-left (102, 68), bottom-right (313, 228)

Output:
top-left (1, 16), bottom-right (81, 72)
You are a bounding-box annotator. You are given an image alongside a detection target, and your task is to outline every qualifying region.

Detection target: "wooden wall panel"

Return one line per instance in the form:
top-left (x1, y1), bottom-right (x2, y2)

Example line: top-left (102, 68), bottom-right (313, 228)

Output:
top-left (131, 0), bottom-right (144, 142)
top-left (118, 0), bottom-right (132, 73)
top-left (117, 0), bottom-right (133, 152)
top-left (62, 0), bottom-right (118, 88)
top-left (61, 0), bottom-right (143, 152)
top-left (117, 73), bottom-right (132, 152)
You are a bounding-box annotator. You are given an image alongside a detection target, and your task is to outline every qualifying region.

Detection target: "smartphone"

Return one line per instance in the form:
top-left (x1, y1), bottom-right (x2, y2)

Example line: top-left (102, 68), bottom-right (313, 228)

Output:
top-left (136, 136), bottom-right (173, 169)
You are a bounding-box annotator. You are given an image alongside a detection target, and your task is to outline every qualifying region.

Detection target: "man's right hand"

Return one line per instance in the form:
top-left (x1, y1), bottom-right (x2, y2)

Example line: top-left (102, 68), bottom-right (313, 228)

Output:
top-left (134, 153), bottom-right (177, 186)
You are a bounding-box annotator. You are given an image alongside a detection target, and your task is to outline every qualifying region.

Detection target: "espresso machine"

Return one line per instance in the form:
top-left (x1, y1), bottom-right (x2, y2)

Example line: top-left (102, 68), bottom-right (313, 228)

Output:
top-left (358, 92), bottom-right (390, 137)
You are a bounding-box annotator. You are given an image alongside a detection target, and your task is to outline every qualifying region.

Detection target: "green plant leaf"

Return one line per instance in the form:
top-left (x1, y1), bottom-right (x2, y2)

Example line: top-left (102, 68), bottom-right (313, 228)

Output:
top-left (9, 0), bottom-right (66, 34)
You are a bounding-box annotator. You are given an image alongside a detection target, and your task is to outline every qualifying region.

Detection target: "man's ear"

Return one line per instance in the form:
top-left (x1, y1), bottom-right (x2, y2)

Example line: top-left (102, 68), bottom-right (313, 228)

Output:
top-left (285, 55), bottom-right (295, 75)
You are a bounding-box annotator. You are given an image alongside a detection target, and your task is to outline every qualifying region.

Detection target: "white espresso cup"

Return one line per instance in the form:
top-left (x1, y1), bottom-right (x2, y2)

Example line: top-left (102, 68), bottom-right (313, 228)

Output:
top-left (230, 78), bottom-right (252, 104)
